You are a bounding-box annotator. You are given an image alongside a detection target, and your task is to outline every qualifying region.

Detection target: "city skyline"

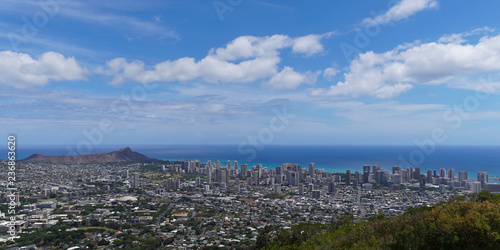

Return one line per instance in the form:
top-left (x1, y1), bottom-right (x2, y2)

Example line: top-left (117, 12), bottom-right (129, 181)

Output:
top-left (2, 0), bottom-right (500, 146)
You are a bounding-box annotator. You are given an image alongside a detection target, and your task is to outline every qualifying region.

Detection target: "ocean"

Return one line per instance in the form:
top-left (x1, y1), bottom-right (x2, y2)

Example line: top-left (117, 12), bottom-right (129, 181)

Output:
top-left (4, 145), bottom-right (500, 178)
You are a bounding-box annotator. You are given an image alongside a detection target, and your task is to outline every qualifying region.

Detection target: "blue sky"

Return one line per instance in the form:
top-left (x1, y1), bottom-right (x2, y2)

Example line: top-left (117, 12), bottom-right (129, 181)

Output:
top-left (1, 0), bottom-right (500, 147)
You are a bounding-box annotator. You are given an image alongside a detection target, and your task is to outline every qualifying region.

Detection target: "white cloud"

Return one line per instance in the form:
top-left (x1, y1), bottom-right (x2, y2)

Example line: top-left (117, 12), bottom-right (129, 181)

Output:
top-left (363, 0), bottom-right (438, 26)
top-left (292, 34), bottom-right (324, 56)
top-left (0, 51), bottom-right (86, 89)
top-left (438, 27), bottom-right (494, 44)
top-left (323, 66), bottom-right (339, 80)
top-left (263, 66), bottom-right (319, 90)
top-left (103, 34), bottom-right (328, 89)
top-left (312, 33), bottom-right (500, 99)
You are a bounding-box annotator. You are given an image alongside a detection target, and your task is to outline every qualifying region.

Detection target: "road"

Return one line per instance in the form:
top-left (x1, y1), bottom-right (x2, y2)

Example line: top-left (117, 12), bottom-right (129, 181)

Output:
top-left (156, 203), bottom-right (174, 225)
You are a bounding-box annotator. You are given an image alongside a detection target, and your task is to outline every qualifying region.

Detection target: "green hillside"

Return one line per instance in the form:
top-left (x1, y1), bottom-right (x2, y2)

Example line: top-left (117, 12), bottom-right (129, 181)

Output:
top-left (255, 190), bottom-right (500, 250)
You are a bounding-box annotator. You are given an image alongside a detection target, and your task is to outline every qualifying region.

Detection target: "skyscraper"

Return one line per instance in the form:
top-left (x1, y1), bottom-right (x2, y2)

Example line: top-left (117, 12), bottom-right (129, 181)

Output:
top-left (122, 169), bottom-right (129, 179)
top-left (253, 168), bottom-right (261, 186)
top-left (287, 172), bottom-right (299, 186)
top-left (478, 172), bottom-right (488, 189)
top-left (414, 168), bottom-right (421, 180)
top-left (223, 168), bottom-right (229, 184)
top-left (440, 168), bottom-right (446, 178)
top-left (234, 160), bottom-right (238, 170)
top-left (448, 169), bottom-right (455, 180)
top-left (133, 173), bottom-right (139, 188)
top-left (309, 163), bottom-right (315, 179)
top-left (328, 182), bottom-right (335, 194)
top-left (458, 171), bottom-right (468, 185)
top-left (406, 167), bottom-right (413, 180)
top-left (392, 166), bottom-right (401, 175)
top-left (363, 170), bottom-right (369, 183)
top-left (241, 164), bottom-right (248, 178)
top-left (363, 165), bottom-right (371, 174)
top-left (427, 169), bottom-right (433, 183)
top-left (346, 169), bottom-right (351, 185)
top-left (312, 190), bottom-right (321, 199)
top-left (227, 160), bottom-right (231, 169)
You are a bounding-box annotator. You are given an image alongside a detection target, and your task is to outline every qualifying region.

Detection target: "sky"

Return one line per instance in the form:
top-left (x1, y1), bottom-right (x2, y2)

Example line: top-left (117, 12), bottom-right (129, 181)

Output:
top-left (1, 0), bottom-right (500, 147)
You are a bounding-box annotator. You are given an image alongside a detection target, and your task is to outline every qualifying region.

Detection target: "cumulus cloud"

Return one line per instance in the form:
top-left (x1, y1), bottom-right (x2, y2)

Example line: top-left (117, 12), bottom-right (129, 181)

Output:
top-left (363, 0), bottom-right (438, 26)
top-left (263, 66), bottom-right (320, 90)
top-left (312, 33), bottom-right (500, 99)
top-left (0, 51), bottom-right (86, 89)
top-left (103, 33), bottom-right (329, 88)
top-left (292, 34), bottom-right (324, 56)
top-left (323, 66), bottom-right (339, 80)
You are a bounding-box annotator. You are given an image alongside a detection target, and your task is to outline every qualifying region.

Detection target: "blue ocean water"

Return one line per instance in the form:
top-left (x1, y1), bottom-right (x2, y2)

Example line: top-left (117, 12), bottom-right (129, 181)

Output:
top-left (4, 145), bottom-right (500, 178)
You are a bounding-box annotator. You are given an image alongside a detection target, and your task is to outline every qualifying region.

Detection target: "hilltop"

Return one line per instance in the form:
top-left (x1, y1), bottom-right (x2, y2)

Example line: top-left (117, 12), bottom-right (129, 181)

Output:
top-left (256, 190), bottom-right (500, 249)
top-left (21, 147), bottom-right (163, 164)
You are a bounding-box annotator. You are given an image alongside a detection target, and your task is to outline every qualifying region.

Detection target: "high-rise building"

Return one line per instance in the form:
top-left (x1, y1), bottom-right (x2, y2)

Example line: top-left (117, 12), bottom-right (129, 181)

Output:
top-left (221, 168), bottom-right (228, 185)
top-left (276, 166), bottom-right (282, 175)
top-left (363, 165), bottom-right (371, 174)
top-left (458, 171), bottom-right (468, 185)
top-left (478, 172), bottom-right (489, 189)
top-left (207, 168), bottom-right (212, 184)
top-left (427, 169), bottom-right (433, 183)
top-left (392, 166), bottom-right (401, 175)
top-left (372, 165), bottom-right (381, 174)
top-left (414, 168), bottom-right (421, 180)
top-left (133, 173), bottom-right (139, 188)
top-left (375, 170), bottom-right (391, 186)
top-left (346, 169), bottom-right (351, 185)
top-left (448, 169), bottom-right (455, 180)
top-left (234, 161), bottom-right (238, 170)
top-left (471, 181), bottom-right (481, 193)
top-left (122, 169), bottom-right (129, 179)
top-left (253, 169), bottom-right (261, 186)
top-left (274, 184), bottom-right (281, 193)
top-left (227, 160), bottom-right (231, 169)
top-left (354, 171), bottom-right (361, 186)
top-left (393, 174), bottom-right (402, 185)
top-left (298, 184), bottom-right (304, 195)
top-left (406, 167), bottom-right (413, 180)
top-left (440, 168), bottom-right (446, 178)
top-left (289, 172), bottom-right (299, 186)
top-left (309, 163), bottom-right (315, 179)
top-left (312, 190), bottom-right (321, 199)
top-left (241, 164), bottom-right (248, 178)
top-left (216, 160), bottom-right (220, 169)
top-left (328, 182), bottom-right (335, 194)
top-left (419, 176), bottom-right (426, 189)
top-left (363, 170), bottom-right (370, 183)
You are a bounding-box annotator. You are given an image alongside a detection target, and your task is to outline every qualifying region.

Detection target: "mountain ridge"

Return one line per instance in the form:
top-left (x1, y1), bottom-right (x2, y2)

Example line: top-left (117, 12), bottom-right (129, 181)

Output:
top-left (21, 147), bottom-right (163, 164)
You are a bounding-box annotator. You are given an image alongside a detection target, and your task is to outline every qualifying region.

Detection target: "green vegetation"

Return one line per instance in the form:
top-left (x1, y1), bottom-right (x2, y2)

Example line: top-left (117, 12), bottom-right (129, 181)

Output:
top-left (255, 191), bottom-right (500, 249)
top-left (77, 226), bottom-right (116, 232)
top-left (264, 193), bottom-right (286, 199)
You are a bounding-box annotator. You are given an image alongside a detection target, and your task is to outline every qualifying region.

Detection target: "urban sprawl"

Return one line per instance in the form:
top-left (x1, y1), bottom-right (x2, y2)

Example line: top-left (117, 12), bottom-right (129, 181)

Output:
top-left (0, 160), bottom-right (498, 248)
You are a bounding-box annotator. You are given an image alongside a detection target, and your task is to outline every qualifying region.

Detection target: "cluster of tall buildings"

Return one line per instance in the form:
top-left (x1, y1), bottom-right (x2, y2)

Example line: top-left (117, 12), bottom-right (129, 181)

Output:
top-left (159, 159), bottom-right (498, 194)
top-left (343, 165), bottom-right (496, 193)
